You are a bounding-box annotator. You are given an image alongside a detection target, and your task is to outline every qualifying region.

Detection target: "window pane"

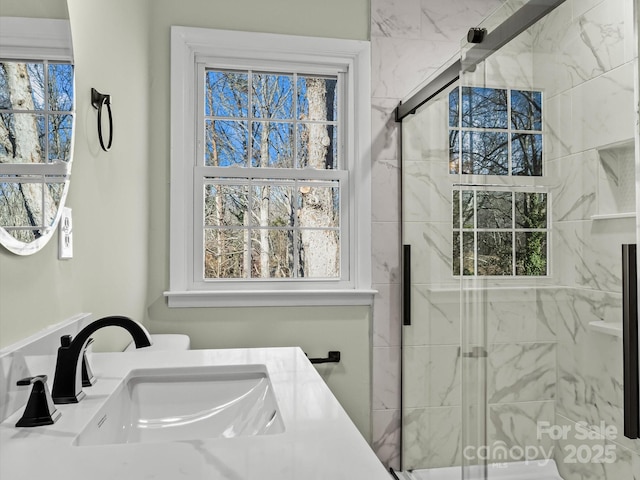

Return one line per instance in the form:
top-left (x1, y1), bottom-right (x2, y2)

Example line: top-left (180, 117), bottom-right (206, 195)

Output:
top-left (26, 63), bottom-right (45, 110)
top-left (251, 121), bottom-right (293, 168)
top-left (453, 231), bottom-right (460, 275)
top-left (510, 90), bottom-right (542, 131)
top-left (461, 131), bottom-right (508, 175)
top-left (205, 119), bottom-right (248, 166)
top-left (0, 113), bottom-right (45, 163)
top-left (449, 130), bottom-right (460, 174)
top-left (297, 76), bottom-right (337, 122)
top-left (252, 73), bottom-right (293, 119)
top-left (297, 123), bottom-right (337, 169)
top-left (46, 183), bottom-right (64, 226)
top-left (477, 231), bottom-right (512, 275)
top-left (297, 183), bottom-right (340, 228)
top-left (48, 63), bottom-right (74, 112)
top-left (477, 191), bottom-right (512, 229)
top-left (297, 229), bottom-right (340, 278)
top-left (205, 70), bottom-right (248, 117)
top-left (204, 228), bottom-right (248, 279)
top-left (452, 190), bottom-right (460, 228)
top-left (512, 133), bottom-right (542, 176)
top-left (0, 66), bottom-right (9, 109)
top-left (515, 192), bottom-right (547, 229)
top-left (250, 183), bottom-right (294, 227)
top-left (48, 114), bottom-right (73, 162)
top-left (461, 87), bottom-right (508, 129)
top-left (461, 190), bottom-right (474, 229)
top-left (252, 228), bottom-right (294, 278)
top-left (449, 88), bottom-right (459, 127)
top-left (10, 182), bottom-right (44, 227)
top-left (462, 231), bottom-right (474, 276)
top-left (516, 232), bottom-right (547, 275)
top-left (204, 184), bottom-right (248, 226)
top-left (0, 182), bottom-right (31, 227)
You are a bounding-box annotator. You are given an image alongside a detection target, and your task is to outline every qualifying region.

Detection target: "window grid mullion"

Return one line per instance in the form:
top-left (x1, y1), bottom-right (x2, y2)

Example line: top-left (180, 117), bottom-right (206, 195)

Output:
top-left (507, 88), bottom-right (512, 176)
top-left (473, 190), bottom-right (478, 276)
top-left (512, 191), bottom-right (516, 275)
top-left (293, 178), bottom-right (300, 277)
top-left (248, 175), bottom-right (254, 279)
top-left (247, 70), bottom-right (254, 169)
top-left (44, 60), bottom-right (49, 166)
top-left (40, 61), bottom-right (48, 223)
top-left (293, 72), bottom-right (298, 169)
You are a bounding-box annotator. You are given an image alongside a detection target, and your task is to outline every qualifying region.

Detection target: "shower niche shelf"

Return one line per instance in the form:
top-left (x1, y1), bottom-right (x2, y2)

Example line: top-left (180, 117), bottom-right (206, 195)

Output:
top-left (588, 320), bottom-right (623, 337)
top-left (591, 139), bottom-right (636, 221)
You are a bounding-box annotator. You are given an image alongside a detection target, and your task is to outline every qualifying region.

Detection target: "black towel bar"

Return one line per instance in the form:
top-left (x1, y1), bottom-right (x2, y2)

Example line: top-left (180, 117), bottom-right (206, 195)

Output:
top-left (308, 351), bottom-right (341, 364)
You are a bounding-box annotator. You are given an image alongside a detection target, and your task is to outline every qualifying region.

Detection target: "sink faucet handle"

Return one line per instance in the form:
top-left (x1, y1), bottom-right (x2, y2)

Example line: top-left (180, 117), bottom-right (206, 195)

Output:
top-left (82, 338), bottom-right (96, 387)
top-left (15, 375), bottom-right (62, 427)
top-left (60, 334), bottom-right (72, 347)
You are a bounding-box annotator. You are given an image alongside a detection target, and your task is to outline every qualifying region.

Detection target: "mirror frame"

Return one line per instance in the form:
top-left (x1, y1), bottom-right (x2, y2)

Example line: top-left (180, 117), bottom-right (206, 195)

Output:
top-left (0, 16), bottom-right (75, 255)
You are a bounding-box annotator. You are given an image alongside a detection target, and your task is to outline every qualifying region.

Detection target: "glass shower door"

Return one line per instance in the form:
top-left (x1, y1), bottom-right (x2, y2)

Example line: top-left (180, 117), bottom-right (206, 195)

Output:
top-left (400, 0), bottom-right (639, 478)
top-left (401, 80), bottom-right (465, 473)
top-left (455, 8), bottom-right (554, 478)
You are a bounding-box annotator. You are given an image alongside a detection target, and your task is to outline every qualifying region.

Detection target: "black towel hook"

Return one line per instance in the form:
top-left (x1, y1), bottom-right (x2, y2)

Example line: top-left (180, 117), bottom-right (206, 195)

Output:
top-left (91, 88), bottom-right (113, 152)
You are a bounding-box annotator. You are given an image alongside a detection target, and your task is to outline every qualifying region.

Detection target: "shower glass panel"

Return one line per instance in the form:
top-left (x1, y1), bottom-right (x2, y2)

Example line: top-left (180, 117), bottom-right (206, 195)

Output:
top-left (456, 7), bottom-right (555, 479)
top-left (400, 0), bottom-right (639, 479)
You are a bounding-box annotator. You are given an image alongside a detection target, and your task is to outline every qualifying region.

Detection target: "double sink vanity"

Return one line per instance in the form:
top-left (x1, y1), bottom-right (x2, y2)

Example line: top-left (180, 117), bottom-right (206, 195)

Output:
top-left (0, 314), bottom-right (391, 479)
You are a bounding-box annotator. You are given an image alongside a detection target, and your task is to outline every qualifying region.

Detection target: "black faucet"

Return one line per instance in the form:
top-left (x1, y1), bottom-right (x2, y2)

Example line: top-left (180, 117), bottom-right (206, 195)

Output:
top-left (52, 315), bottom-right (152, 404)
top-left (15, 375), bottom-right (61, 427)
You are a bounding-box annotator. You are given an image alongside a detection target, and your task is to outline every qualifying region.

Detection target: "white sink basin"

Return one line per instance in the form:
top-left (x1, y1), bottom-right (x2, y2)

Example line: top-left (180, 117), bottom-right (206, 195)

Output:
top-left (74, 364), bottom-right (284, 446)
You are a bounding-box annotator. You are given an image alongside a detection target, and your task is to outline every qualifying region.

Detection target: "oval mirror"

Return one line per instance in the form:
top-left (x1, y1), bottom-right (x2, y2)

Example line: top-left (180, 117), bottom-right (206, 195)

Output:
top-left (0, 2), bottom-right (74, 255)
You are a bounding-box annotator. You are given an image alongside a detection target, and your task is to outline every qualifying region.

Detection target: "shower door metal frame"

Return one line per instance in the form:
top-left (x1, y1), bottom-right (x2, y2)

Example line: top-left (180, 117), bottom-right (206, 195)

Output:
top-left (394, 0), bottom-right (567, 123)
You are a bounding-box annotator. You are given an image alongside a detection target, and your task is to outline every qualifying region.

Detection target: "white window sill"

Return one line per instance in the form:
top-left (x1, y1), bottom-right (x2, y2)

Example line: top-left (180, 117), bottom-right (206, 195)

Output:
top-left (163, 289), bottom-right (377, 308)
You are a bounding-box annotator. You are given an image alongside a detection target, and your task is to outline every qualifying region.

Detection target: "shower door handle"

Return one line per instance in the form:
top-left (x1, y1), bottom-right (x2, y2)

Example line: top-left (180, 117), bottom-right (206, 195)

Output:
top-left (403, 245), bottom-right (411, 326)
top-left (622, 244), bottom-right (639, 439)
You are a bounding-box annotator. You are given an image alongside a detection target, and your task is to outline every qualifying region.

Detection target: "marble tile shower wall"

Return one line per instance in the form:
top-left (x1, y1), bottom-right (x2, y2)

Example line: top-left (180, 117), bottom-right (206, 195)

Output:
top-left (534, 0), bottom-right (640, 478)
top-left (370, 0), bottom-right (504, 469)
top-left (371, 0), bottom-right (640, 477)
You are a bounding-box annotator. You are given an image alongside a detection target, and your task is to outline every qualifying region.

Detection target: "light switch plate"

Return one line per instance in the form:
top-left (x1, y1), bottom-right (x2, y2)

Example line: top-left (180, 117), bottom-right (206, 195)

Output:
top-left (58, 207), bottom-right (73, 260)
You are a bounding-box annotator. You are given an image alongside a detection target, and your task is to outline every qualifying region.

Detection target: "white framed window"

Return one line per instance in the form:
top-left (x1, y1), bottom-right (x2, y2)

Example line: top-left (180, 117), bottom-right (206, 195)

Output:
top-left (448, 85), bottom-right (550, 277)
top-left (166, 27), bottom-right (373, 307)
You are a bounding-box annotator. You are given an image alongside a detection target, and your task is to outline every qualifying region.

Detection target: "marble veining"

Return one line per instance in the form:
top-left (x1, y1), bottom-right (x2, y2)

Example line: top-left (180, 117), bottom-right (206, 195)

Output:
top-left (372, 98), bottom-right (400, 162)
top-left (488, 401), bottom-right (555, 460)
top-left (371, 0), bottom-right (421, 38)
top-left (373, 284), bottom-right (402, 348)
top-left (488, 342), bottom-right (556, 404)
top-left (403, 161), bottom-right (451, 223)
top-left (372, 220), bottom-right (401, 284)
top-left (373, 346), bottom-right (401, 410)
top-left (420, 0), bottom-right (503, 43)
top-left (404, 406), bottom-right (462, 469)
top-left (372, 408), bottom-right (401, 468)
top-left (404, 287), bottom-right (460, 346)
top-left (554, 413), bottom-right (639, 480)
top-left (404, 345), bottom-right (461, 408)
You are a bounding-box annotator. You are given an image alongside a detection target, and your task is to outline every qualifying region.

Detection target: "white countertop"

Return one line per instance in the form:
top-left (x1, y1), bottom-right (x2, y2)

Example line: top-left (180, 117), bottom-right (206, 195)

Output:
top-left (0, 347), bottom-right (390, 480)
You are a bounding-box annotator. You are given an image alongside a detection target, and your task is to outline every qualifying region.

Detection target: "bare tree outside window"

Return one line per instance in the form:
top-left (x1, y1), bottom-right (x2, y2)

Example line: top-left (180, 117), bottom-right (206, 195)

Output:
top-left (0, 61), bottom-right (73, 243)
top-left (202, 69), bottom-right (341, 280)
top-left (449, 86), bottom-right (546, 277)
